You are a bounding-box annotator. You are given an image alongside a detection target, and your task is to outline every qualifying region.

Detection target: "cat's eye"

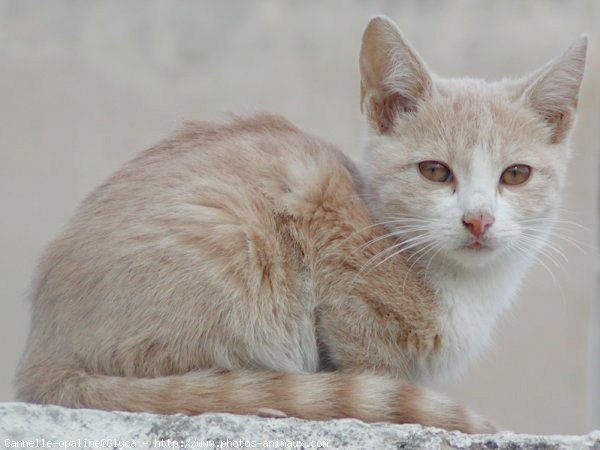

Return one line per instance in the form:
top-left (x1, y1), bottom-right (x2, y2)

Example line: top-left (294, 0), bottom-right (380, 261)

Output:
top-left (500, 164), bottom-right (531, 186)
top-left (418, 161), bottom-right (453, 183)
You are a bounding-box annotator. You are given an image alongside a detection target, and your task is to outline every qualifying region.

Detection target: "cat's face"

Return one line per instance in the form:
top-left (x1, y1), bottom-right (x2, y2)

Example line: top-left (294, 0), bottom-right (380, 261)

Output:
top-left (364, 82), bottom-right (566, 269)
top-left (360, 17), bottom-right (586, 269)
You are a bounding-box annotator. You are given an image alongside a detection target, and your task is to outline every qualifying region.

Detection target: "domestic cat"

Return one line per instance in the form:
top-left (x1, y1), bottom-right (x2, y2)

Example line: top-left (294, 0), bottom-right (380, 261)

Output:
top-left (15, 16), bottom-right (587, 433)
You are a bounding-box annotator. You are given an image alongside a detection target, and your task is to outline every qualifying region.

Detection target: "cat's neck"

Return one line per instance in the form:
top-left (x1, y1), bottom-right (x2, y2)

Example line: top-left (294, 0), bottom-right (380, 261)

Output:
top-left (416, 253), bottom-right (531, 382)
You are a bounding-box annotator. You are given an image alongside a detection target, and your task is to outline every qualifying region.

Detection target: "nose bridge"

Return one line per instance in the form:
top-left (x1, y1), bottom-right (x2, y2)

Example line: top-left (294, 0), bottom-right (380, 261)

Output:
top-left (461, 186), bottom-right (494, 215)
top-left (458, 152), bottom-right (496, 215)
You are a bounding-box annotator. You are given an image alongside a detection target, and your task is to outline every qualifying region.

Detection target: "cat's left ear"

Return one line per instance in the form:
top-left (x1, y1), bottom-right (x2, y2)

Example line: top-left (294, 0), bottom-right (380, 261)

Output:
top-left (360, 16), bottom-right (432, 133)
top-left (518, 35), bottom-right (588, 144)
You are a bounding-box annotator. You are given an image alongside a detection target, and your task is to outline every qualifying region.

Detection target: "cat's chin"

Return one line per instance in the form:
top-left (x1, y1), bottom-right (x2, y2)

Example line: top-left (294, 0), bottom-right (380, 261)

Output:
top-left (446, 245), bottom-right (502, 270)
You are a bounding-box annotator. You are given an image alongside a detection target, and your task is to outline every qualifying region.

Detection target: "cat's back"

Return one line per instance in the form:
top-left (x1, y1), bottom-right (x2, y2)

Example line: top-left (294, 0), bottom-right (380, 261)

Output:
top-left (27, 113), bottom-right (360, 376)
top-left (37, 112), bottom-right (360, 302)
top-left (80, 113), bottom-right (357, 223)
top-left (45, 112), bottom-right (357, 240)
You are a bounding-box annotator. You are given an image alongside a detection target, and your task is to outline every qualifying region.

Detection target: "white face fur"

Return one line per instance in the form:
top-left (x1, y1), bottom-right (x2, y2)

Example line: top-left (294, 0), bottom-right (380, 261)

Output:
top-left (360, 17), bottom-right (587, 271)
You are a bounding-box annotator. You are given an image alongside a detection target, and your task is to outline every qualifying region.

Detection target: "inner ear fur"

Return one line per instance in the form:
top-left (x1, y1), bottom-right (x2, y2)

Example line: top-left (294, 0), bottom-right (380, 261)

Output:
top-left (359, 16), bottom-right (432, 133)
top-left (519, 35), bottom-right (588, 144)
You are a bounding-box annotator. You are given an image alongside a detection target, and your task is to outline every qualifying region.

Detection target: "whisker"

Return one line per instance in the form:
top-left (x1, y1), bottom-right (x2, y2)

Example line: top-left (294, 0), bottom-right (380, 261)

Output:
top-left (348, 233), bottom-right (435, 289)
top-left (425, 245), bottom-right (444, 272)
top-left (402, 242), bottom-right (441, 293)
top-left (355, 225), bottom-right (435, 253)
top-left (518, 234), bottom-right (568, 264)
top-left (512, 240), bottom-right (561, 291)
top-left (328, 221), bottom-right (420, 253)
top-left (369, 237), bottom-right (435, 273)
top-left (519, 217), bottom-right (590, 232)
top-left (358, 235), bottom-right (432, 274)
top-left (520, 226), bottom-right (585, 251)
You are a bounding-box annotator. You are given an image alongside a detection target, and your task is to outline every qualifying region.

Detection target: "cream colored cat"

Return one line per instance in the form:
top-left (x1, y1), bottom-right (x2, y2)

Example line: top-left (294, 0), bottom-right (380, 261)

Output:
top-left (16, 17), bottom-right (587, 433)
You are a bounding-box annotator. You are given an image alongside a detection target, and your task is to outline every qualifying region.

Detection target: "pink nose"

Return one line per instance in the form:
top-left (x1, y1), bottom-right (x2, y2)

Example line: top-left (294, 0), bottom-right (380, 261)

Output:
top-left (462, 212), bottom-right (495, 238)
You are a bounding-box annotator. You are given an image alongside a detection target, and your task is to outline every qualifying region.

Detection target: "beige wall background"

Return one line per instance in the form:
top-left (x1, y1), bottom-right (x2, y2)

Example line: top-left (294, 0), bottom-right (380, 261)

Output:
top-left (1, 0), bottom-right (598, 435)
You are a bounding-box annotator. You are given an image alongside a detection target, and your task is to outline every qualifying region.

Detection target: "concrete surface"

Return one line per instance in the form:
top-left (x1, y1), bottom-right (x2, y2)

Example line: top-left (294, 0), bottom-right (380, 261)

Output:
top-left (1, 403), bottom-right (600, 450)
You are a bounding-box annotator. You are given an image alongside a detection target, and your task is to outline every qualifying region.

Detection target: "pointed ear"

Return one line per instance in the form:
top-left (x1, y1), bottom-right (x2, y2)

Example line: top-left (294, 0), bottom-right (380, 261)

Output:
top-left (360, 16), bottom-right (432, 133)
top-left (519, 35), bottom-right (588, 144)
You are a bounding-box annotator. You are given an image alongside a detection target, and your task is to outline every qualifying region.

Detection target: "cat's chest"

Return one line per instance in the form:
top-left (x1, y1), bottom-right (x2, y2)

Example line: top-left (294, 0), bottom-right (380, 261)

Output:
top-left (417, 264), bottom-right (523, 382)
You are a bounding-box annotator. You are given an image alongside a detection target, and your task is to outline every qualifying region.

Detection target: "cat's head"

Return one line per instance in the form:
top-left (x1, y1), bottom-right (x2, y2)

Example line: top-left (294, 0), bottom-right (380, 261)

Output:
top-left (359, 16), bottom-right (587, 270)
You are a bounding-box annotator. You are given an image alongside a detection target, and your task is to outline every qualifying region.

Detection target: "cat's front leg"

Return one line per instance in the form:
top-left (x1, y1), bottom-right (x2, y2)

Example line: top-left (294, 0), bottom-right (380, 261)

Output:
top-left (315, 301), bottom-right (498, 434)
top-left (315, 291), bottom-right (442, 381)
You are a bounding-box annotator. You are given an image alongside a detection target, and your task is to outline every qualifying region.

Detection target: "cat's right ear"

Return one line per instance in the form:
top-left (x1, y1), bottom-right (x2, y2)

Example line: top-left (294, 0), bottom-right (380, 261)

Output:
top-left (360, 16), bottom-right (432, 133)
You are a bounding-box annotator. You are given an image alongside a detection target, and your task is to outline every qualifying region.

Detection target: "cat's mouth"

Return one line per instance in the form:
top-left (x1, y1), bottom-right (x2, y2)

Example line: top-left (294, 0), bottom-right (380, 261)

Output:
top-left (466, 240), bottom-right (491, 251)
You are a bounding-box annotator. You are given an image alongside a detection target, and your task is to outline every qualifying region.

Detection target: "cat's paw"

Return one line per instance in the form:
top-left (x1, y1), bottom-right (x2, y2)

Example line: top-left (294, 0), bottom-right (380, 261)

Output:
top-left (256, 407), bottom-right (288, 418)
top-left (400, 331), bottom-right (442, 358)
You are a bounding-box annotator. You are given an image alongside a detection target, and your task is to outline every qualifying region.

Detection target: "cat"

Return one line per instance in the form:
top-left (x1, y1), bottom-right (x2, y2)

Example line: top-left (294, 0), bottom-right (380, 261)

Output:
top-left (15, 16), bottom-right (587, 434)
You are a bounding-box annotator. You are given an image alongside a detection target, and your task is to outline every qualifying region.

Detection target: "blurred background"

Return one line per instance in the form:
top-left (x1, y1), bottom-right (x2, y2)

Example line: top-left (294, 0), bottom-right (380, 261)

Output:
top-left (0, 0), bottom-right (598, 435)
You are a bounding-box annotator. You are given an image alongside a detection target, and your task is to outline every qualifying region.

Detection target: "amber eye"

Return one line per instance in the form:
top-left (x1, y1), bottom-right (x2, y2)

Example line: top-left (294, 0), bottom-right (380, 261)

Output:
top-left (500, 164), bottom-right (531, 186)
top-left (418, 161), bottom-right (453, 183)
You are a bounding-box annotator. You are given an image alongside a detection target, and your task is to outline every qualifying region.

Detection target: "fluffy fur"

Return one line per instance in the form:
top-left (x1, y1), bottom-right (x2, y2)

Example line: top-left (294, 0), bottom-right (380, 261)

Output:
top-left (15, 17), bottom-right (587, 433)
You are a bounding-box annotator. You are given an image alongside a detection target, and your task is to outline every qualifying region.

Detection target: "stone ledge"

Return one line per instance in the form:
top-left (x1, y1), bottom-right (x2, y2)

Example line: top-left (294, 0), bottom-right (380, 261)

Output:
top-left (0, 402), bottom-right (599, 449)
